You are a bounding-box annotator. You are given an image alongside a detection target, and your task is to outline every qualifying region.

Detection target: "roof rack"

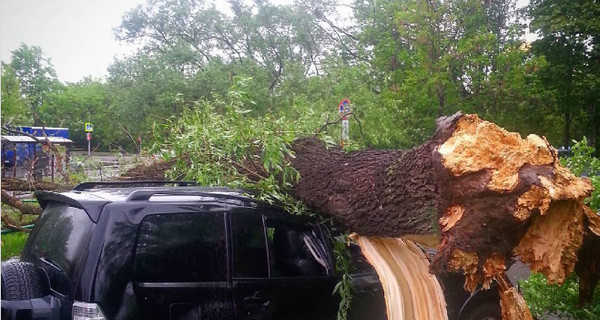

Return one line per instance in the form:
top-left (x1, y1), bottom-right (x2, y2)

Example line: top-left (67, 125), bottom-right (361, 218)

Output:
top-left (125, 189), bottom-right (255, 202)
top-left (73, 181), bottom-right (199, 191)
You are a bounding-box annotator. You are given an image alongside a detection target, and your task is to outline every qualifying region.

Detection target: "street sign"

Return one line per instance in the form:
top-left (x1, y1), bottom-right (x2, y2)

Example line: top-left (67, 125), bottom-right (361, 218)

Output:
top-left (85, 123), bottom-right (94, 132)
top-left (338, 98), bottom-right (351, 120)
top-left (86, 132), bottom-right (92, 141)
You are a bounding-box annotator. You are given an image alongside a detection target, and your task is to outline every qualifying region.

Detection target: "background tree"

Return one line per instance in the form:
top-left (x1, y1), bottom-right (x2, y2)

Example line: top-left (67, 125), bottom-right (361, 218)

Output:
top-left (39, 78), bottom-right (112, 149)
top-left (1, 63), bottom-right (30, 125)
top-left (9, 43), bottom-right (61, 125)
top-left (529, 0), bottom-right (600, 152)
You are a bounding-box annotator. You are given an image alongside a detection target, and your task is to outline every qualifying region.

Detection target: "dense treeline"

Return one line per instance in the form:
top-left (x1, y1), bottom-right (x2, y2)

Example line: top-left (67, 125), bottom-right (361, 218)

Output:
top-left (1, 0), bottom-right (599, 153)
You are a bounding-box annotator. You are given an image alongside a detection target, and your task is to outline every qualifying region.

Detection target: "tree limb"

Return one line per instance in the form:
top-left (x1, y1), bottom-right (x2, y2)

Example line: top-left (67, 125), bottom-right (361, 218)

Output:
top-left (1, 189), bottom-right (41, 215)
top-left (1, 215), bottom-right (34, 233)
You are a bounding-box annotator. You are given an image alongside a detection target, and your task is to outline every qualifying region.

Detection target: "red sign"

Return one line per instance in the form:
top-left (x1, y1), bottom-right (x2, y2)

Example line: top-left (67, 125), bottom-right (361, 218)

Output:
top-left (339, 98), bottom-right (351, 120)
top-left (87, 132), bottom-right (92, 141)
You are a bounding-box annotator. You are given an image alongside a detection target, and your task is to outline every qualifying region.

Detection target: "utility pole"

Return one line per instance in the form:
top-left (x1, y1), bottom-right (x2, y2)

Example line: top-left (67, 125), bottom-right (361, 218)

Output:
top-left (338, 98), bottom-right (351, 147)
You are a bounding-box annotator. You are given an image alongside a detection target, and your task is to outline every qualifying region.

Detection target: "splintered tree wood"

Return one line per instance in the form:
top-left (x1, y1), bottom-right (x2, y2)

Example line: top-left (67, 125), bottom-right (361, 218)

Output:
top-left (353, 235), bottom-right (448, 320)
top-left (431, 114), bottom-right (593, 290)
top-left (575, 210), bottom-right (600, 306)
top-left (288, 112), bottom-right (596, 310)
top-left (497, 274), bottom-right (534, 320)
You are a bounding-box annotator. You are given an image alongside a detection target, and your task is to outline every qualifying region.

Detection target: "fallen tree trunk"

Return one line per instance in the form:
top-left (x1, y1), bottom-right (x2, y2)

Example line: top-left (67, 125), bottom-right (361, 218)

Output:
top-left (289, 112), bottom-right (598, 319)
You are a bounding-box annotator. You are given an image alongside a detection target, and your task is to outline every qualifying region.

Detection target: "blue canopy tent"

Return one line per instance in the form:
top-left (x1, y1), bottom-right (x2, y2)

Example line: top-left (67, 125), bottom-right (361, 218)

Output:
top-left (1, 135), bottom-right (73, 181)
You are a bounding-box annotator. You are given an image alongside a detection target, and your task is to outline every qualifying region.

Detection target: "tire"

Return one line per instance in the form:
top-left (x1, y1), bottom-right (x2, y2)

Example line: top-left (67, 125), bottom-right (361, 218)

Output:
top-left (459, 301), bottom-right (502, 320)
top-left (1, 262), bottom-right (46, 300)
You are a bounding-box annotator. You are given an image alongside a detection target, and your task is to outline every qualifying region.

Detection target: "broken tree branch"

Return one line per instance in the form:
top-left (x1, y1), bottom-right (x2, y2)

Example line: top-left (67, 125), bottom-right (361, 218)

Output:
top-left (1, 190), bottom-right (42, 215)
top-left (1, 178), bottom-right (72, 192)
top-left (314, 112), bottom-right (365, 140)
top-left (1, 215), bottom-right (34, 233)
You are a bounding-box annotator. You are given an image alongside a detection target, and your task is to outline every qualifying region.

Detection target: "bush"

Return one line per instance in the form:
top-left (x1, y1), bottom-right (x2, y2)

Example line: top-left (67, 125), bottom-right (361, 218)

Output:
top-left (521, 273), bottom-right (600, 320)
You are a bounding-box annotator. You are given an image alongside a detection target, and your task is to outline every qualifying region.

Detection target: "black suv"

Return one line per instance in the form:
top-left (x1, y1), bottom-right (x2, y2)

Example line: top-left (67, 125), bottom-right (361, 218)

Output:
top-left (1, 181), bottom-right (504, 320)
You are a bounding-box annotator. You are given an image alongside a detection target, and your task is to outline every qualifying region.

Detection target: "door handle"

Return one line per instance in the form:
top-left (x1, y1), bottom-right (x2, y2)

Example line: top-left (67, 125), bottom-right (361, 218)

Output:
top-left (244, 291), bottom-right (272, 305)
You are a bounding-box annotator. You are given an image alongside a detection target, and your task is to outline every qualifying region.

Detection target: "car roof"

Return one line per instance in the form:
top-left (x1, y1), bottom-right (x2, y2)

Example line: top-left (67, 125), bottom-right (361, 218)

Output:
top-left (36, 181), bottom-right (272, 222)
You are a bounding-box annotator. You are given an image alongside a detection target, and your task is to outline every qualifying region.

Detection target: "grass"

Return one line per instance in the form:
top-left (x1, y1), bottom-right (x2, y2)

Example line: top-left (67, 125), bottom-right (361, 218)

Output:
top-left (1, 203), bottom-right (37, 261)
top-left (1, 232), bottom-right (28, 261)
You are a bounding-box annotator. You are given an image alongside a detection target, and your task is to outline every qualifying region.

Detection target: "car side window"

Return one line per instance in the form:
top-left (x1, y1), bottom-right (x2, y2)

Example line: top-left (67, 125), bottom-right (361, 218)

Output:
top-left (266, 219), bottom-right (330, 278)
top-left (29, 202), bottom-right (94, 277)
top-left (134, 213), bottom-right (226, 282)
top-left (231, 213), bottom-right (268, 278)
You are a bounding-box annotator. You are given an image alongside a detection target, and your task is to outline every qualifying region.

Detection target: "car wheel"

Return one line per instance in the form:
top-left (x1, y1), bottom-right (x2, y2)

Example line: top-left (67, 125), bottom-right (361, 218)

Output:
top-left (1, 262), bottom-right (46, 300)
top-left (459, 301), bottom-right (502, 320)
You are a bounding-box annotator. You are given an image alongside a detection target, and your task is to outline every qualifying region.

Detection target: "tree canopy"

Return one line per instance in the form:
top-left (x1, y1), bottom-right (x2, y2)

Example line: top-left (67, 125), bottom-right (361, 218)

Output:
top-left (1, 0), bottom-right (598, 154)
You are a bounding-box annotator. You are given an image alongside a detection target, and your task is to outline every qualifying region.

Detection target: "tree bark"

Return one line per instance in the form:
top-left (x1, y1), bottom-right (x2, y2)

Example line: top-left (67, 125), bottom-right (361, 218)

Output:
top-left (290, 113), bottom-right (459, 236)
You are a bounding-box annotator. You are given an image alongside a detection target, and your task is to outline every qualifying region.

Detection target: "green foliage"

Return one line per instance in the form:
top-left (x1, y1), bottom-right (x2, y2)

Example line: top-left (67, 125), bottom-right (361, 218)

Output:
top-left (0, 203), bottom-right (35, 261)
top-left (39, 78), bottom-right (113, 148)
top-left (8, 43), bottom-right (61, 125)
top-left (153, 80), bottom-right (360, 317)
top-left (154, 78), bottom-right (322, 206)
top-left (3, 0), bottom-right (599, 154)
top-left (560, 138), bottom-right (600, 210)
top-left (529, 0), bottom-right (600, 149)
top-left (1, 63), bottom-right (30, 125)
top-left (332, 234), bottom-right (354, 320)
top-left (521, 273), bottom-right (600, 320)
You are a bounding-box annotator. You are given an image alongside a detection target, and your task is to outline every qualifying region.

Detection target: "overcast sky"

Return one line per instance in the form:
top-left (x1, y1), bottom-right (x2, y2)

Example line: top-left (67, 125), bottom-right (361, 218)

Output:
top-left (1, 0), bottom-right (531, 84)
top-left (0, 0), bottom-right (143, 83)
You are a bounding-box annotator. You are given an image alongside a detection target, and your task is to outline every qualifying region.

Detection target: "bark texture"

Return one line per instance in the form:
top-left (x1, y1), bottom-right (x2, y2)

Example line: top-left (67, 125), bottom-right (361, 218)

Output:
top-left (15, 112), bottom-right (594, 314)
top-left (290, 113), bottom-right (462, 236)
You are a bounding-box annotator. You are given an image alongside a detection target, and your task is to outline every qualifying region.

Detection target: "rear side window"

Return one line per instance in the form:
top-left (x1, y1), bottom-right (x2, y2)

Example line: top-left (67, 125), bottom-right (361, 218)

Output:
top-left (29, 202), bottom-right (94, 276)
top-left (232, 213), bottom-right (268, 278)
top-left (134, 213), bottom-right (226, 282)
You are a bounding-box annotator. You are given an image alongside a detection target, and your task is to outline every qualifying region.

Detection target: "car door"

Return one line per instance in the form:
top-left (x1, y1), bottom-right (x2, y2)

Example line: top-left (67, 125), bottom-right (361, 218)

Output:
top-left (231, 209), bottom-right (338, 320)
top-left (132, 212), bottom-right (234, 320)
